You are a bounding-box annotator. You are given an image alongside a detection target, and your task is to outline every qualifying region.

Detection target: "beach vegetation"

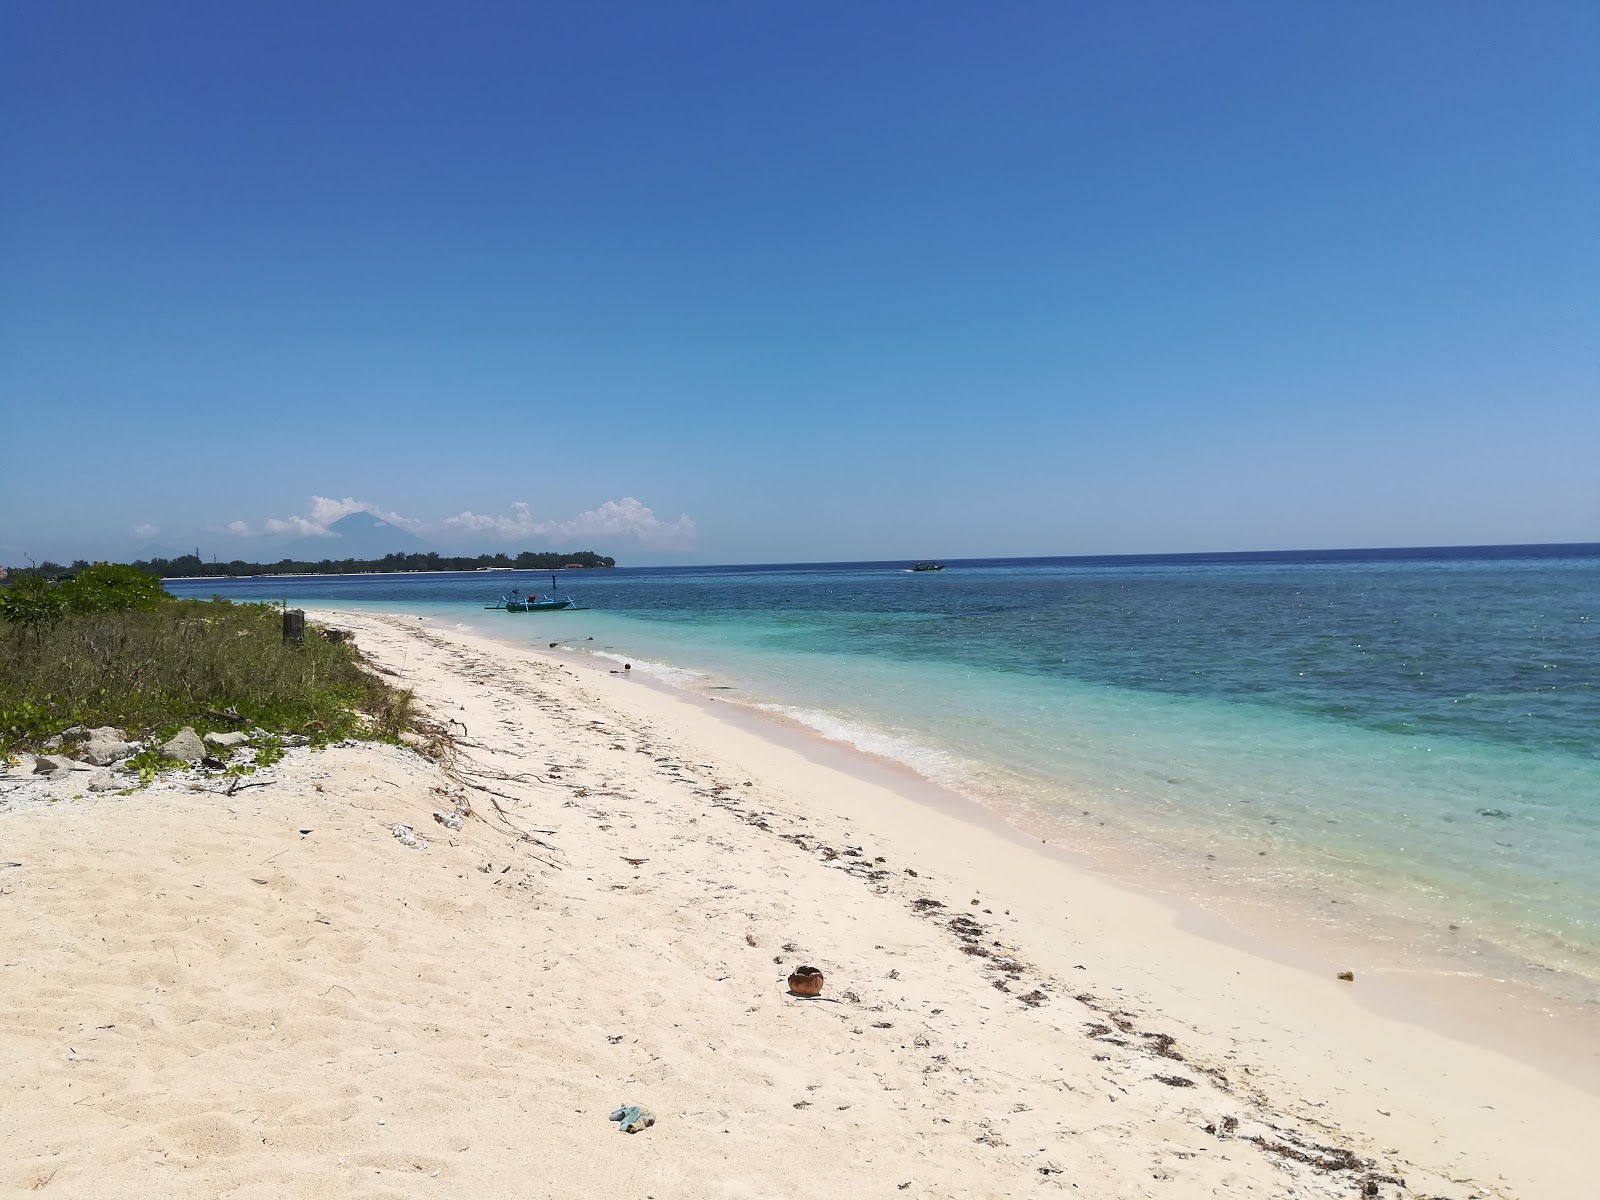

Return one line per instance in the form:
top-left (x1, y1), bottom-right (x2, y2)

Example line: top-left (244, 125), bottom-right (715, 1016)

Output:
top-left (369, 687), bottom-right (418, 741)
top-left (249, 730), bottom-right (287, 768)
top-left (123, 743), bottom-right (187, 788)
top-left (0, 575), bottom-right (66, 630)
top-left (0, 582), bottom-right (418, 756)
top-left (0, 563), bottom-right (167, 629)
top-left (57, 562), bottom-right (167, 614)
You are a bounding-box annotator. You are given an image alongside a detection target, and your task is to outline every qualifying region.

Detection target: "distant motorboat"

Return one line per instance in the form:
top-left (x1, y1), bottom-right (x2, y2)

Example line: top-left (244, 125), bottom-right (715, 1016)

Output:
top-left (911, 562), bottom-right (946, 572)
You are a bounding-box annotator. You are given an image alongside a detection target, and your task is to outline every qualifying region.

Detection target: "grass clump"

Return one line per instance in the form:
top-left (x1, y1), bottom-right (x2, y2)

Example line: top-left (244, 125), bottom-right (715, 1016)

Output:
top-left (0, 582), bottom-right (414, 756)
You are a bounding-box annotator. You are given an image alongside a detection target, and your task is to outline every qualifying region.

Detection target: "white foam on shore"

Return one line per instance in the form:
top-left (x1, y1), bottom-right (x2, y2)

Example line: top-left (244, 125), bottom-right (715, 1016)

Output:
top-left (588, 650), bottom-right (704, 685)
top-left (751, 701), bottom-right (968, 787)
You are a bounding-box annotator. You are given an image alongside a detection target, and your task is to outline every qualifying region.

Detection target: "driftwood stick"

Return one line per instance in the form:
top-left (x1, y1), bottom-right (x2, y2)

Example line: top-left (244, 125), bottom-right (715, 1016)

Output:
top-left (453, 749), bottom-right (541, 775)
top-left (459, 778), bottom-right (523, 805)
top-left (458, 765), bottom-right (542, 784)
top-left (487, 797), bottom-right (564, 849)
top-left (455, 780), bottom-right (557, 832)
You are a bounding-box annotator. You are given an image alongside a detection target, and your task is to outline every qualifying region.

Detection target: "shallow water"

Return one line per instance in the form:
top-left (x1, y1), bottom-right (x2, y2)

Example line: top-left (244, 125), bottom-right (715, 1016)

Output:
top-left (168, 548), bottom-right (1600, 1000)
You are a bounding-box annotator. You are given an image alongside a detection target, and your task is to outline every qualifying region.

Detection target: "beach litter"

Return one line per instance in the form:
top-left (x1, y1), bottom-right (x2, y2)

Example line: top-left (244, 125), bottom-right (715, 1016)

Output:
top-left (433, 810), bottom-right (463, 831)
top-left (391, 824), bottom-right (426, 849)
top-left (608, 1105), bottom-right (655, 1133)
top-left (787, 965), bottom-right (825, 996)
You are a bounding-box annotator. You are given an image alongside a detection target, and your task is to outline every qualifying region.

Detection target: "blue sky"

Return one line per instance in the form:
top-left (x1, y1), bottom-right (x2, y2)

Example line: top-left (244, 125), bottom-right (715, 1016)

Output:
top-left (2, 2), bottom-right (1595, 565)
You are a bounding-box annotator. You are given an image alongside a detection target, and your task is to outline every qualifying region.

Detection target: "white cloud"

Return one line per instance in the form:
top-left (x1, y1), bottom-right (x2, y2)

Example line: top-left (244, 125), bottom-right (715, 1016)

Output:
top-left (133, 523), bottom-right (159, 538)
top-left (263, 514), bottom-right (333, 537)
top-left (443, 497), bottom-right (698, 549)
top-left (229, 495), bottom-right (697, 550)
top-left (307, 496), bottom-right (371, 528)
top-left (563, 497), bottom-right (699, 549)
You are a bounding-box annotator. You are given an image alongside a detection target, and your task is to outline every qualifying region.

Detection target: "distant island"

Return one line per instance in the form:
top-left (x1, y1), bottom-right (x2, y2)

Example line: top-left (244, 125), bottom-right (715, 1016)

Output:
top-left (6, 550), bottom-right (616, 580)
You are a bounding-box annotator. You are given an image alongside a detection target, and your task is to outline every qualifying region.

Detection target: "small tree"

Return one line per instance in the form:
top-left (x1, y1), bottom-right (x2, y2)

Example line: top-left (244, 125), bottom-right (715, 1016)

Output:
top-left (59, 563), bottom-right (168, 615)
top-left (0, 576), bottom-right (66, 630)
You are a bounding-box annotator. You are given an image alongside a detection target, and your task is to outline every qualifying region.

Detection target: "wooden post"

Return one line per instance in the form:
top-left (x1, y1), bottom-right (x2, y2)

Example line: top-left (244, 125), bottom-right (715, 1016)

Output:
top-left (283, 609), bottom-right (305, 646)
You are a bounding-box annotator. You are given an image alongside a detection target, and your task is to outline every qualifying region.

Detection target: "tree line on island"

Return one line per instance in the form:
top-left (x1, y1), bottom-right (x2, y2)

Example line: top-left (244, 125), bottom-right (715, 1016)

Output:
top-left (5, 550), bottom-right (617, 580)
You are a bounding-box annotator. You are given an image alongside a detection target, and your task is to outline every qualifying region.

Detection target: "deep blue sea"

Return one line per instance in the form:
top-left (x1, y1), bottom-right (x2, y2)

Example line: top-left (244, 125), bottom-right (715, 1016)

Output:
top-left (167, 546), bottom-right (1600, 999)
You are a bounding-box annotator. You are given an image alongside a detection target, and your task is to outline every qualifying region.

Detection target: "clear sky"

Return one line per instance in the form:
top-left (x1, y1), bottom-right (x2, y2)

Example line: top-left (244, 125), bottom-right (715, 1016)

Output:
top-left (2, 2), bottom-right (1595, 565)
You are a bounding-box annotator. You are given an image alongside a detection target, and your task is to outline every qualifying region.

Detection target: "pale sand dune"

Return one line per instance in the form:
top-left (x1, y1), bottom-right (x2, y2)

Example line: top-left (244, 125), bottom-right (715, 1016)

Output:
top-left (1, 610), bottom-right (1592, 1198)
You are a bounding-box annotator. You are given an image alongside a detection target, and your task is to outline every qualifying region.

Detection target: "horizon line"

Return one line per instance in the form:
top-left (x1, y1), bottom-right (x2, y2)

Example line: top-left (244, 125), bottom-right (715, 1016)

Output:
top-left (45, 537), bottom-right (1600, 575)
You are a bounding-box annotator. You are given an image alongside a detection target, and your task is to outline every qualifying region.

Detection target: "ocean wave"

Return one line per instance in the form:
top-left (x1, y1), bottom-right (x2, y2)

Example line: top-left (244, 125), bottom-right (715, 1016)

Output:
top-left (750, 701), bottom-right (968, 786)
top-left (587, 649), bottom-right (704, 685)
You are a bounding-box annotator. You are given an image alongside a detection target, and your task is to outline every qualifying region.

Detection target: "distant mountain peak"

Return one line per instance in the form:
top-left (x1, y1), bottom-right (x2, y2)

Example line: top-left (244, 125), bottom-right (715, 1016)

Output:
top-left (323, 512), bottom-right (421, 558)
top-left (328, 512), bottom-right (407, 533)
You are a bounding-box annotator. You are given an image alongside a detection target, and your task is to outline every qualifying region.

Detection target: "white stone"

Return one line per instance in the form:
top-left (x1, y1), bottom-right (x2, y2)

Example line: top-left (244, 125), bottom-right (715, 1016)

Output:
top-left (161, 727), bottom-right (206, 763)
top-left (79, 737), bottom-right (137, 766)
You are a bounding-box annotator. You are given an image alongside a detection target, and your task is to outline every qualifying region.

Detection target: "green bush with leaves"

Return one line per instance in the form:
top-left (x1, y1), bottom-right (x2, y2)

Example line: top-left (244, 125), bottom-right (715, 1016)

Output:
top-left (60, 562), bottom-right (168, 615)
top-left (0, 562), bottom-right (168, 629)
top-left (0, 575), bottom-right (66, 629)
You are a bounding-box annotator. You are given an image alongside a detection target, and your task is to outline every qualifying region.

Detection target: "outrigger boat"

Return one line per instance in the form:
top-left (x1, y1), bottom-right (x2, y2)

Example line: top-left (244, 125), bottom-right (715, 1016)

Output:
top-left (484, 574), bottom-right (579, 612)
top-left (501, 595), bottom-right (572, 612)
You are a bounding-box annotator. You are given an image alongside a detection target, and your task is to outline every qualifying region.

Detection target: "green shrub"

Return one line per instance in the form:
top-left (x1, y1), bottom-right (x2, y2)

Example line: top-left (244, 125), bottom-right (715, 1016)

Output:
top-left (60, 563), bottom-right (167, 615)
top-left (0, 576), bottom-right (66, 630)
top-left (0, 598), bottom-right (415, 755)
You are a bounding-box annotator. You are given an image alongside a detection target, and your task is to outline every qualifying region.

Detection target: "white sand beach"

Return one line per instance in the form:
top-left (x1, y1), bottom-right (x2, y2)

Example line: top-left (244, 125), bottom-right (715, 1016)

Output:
top-left (3, 609), bottom-right (1595, 1199)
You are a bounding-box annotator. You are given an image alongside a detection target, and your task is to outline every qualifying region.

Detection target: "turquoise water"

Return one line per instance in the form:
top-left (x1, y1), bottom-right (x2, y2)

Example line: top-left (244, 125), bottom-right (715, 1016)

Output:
top-left (168, 551), bottom-right (1600, 997)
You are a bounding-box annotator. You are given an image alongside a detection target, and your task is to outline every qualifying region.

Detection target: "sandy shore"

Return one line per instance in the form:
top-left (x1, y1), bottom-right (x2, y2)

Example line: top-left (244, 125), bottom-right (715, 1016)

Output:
top-left (2, 609), bottom-right (1594, 1198)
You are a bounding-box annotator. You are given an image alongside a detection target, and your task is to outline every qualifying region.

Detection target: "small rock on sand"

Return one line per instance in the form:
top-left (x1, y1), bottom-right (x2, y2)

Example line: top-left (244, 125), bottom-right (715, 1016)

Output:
top-left (79, 733), bottom-right (137, 765)
top-left (33, 754), bottom-right (82, 775)
top-left (204, 731), bottom-right (250, 748)
top-left (42, 725), bottom-right (90, 752)
top-left (87, 769), bottom-right (121, 792)
top-left (161, 727), bottom-right (206, 763)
